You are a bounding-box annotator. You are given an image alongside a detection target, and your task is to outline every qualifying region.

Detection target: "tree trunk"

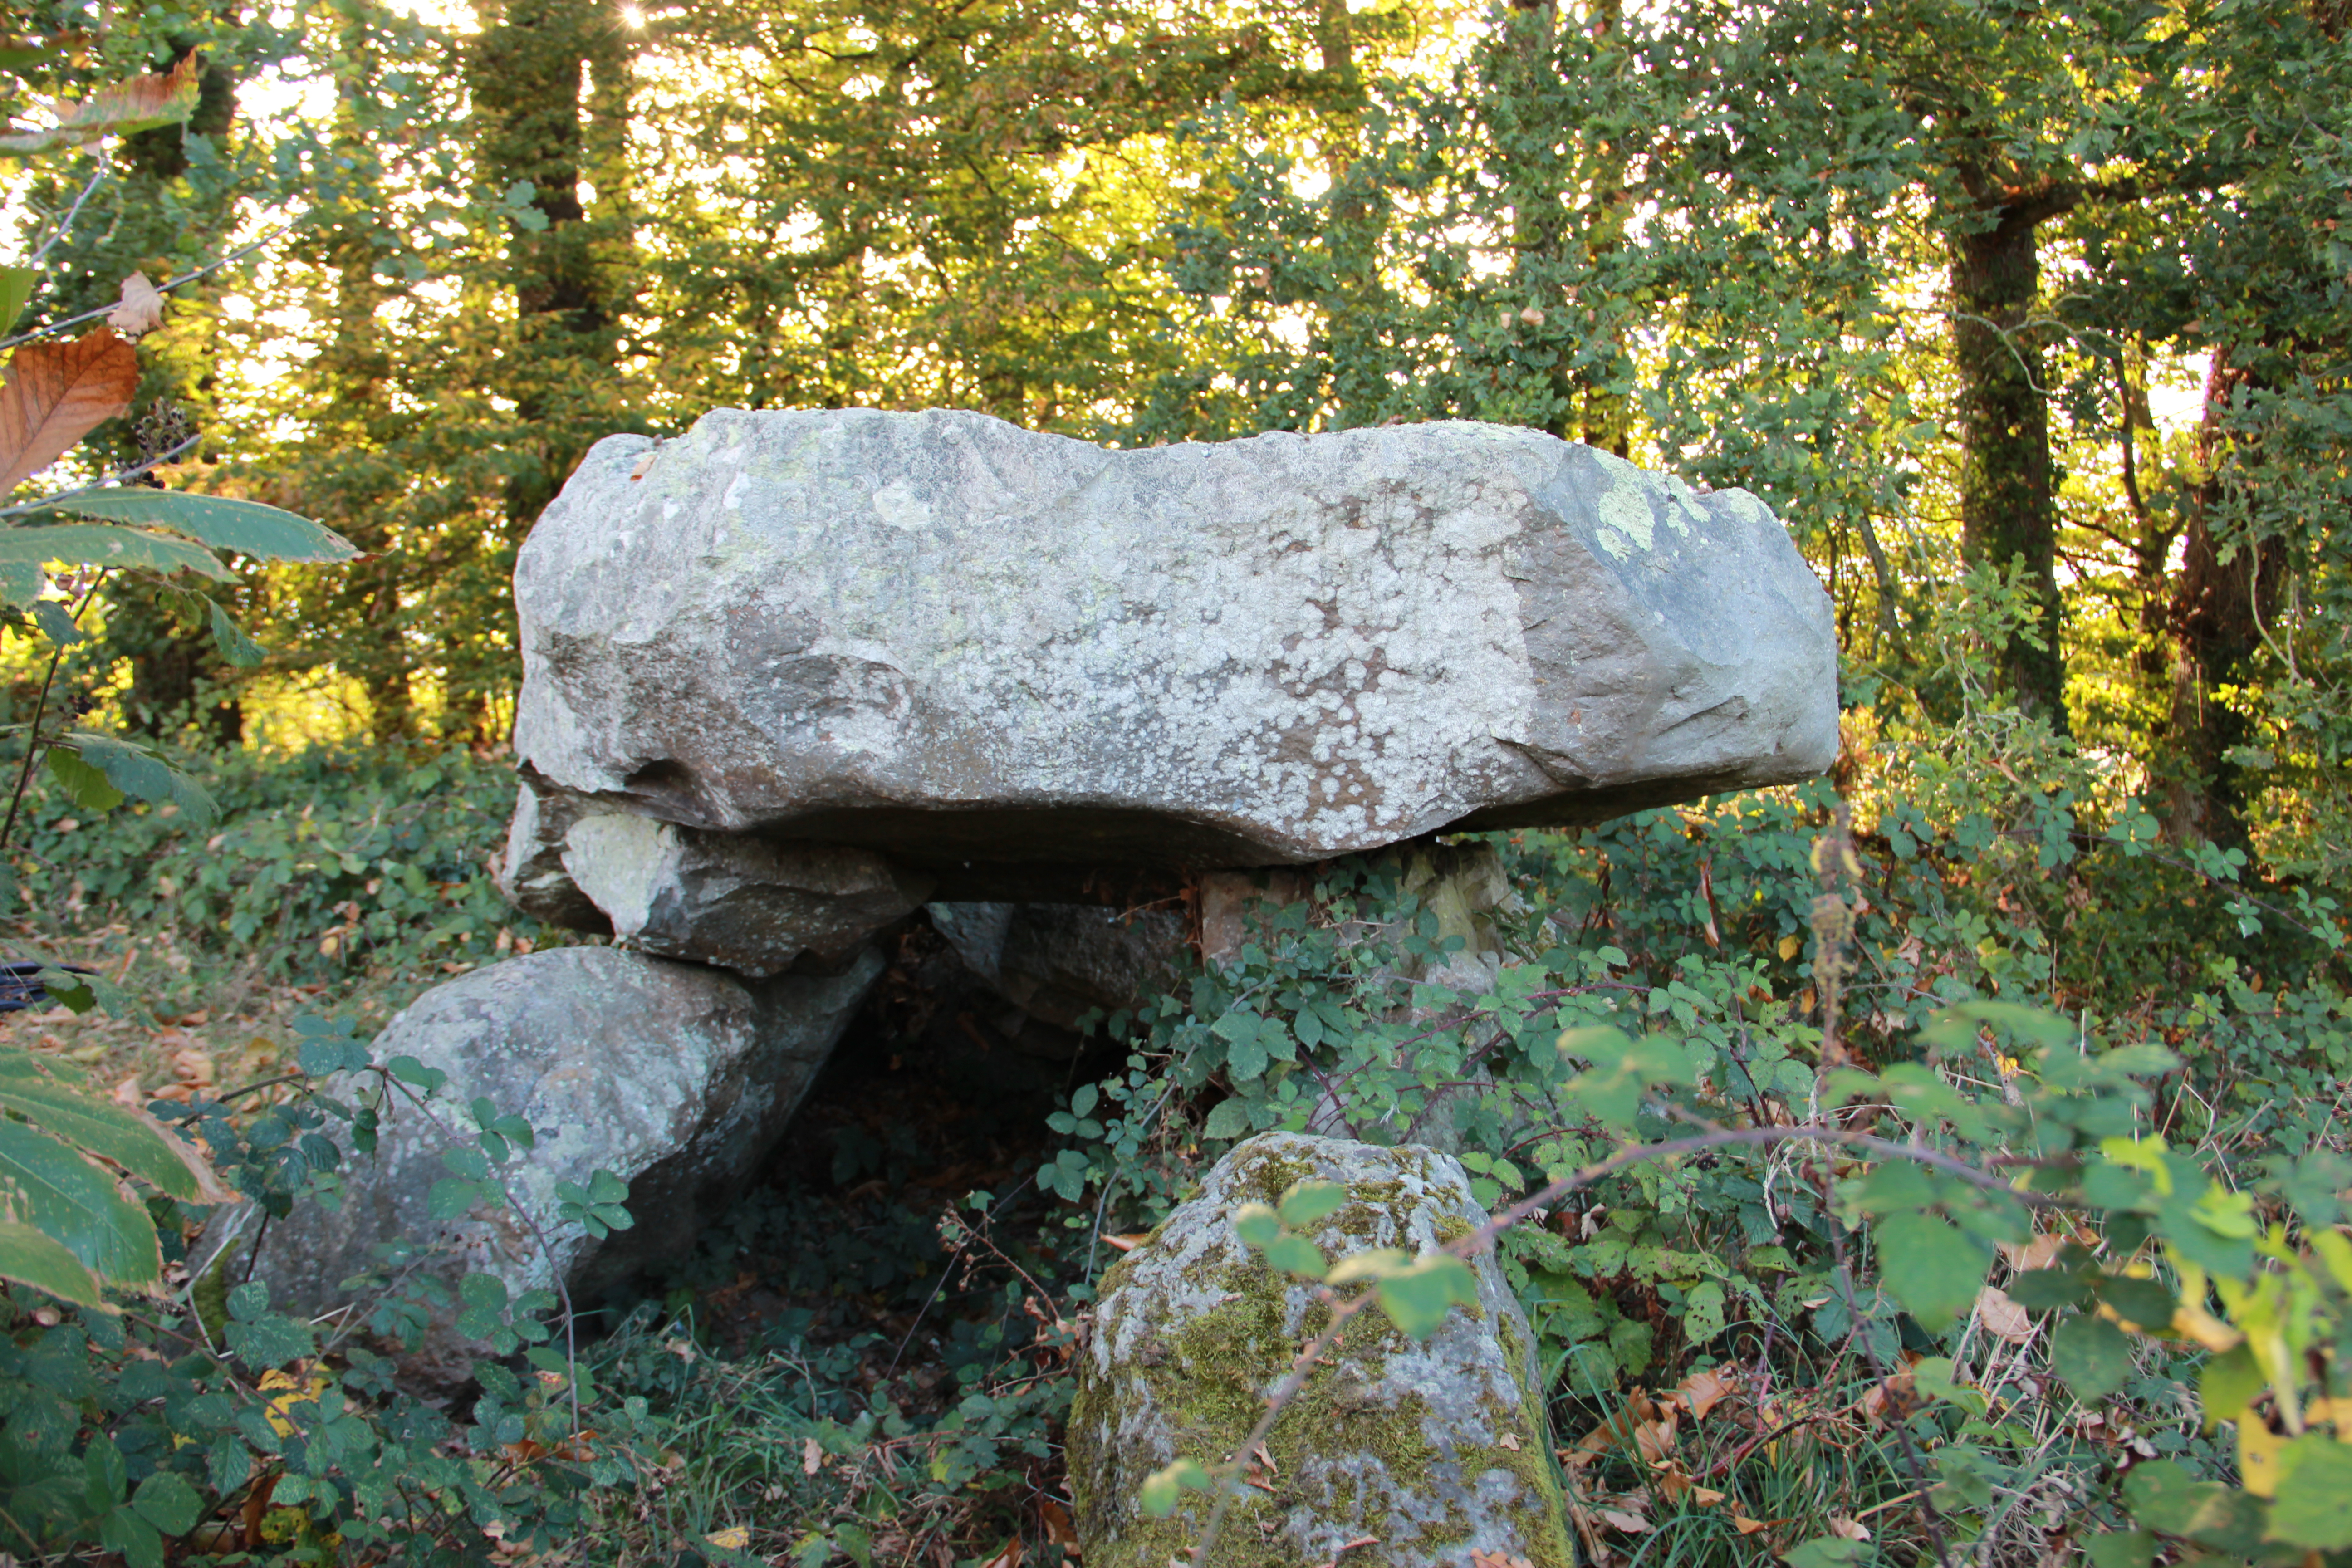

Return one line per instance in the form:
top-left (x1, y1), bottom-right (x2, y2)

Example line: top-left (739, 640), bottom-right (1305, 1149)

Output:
top-left (108, 28), bottom-right (246, 744)
top-left (465, 0), bottom-right (628, 740)
top-left (1950, 193), bottom-right (2067, 727)
top-left (2155, 351), bottom-right (2281, 854)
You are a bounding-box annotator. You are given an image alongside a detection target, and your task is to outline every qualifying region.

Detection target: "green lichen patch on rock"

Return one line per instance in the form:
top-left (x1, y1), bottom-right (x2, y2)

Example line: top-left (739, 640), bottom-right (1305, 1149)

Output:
top-left (1068, 1132), bottom-right (1575, 1568)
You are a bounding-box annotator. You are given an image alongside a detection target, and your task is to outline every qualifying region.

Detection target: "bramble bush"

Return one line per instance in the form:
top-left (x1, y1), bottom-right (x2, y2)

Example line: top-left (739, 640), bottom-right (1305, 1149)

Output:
top-left (1042, 760), bottom-right (2352, 1567)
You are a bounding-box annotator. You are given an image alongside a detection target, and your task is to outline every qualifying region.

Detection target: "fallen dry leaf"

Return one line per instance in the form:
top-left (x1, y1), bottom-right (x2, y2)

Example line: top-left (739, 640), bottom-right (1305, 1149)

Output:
top-left (1497, 1432), bottom-right (1520, 1450)
top-left (1038, 1496), bottom-right (1080, 1551)
top-left (1101, 1231), bottom-right (1150, 1253)
top-left (703, 1526), bottom-right (750, 1550)
top-left (979, 1539), bottom-right (1023, 1568)
top-left (1998, 1231), bottom-right (2071, 1272)
top-left (1597, 1509), bottom-right (1651, 1534)
top-left (106, 271), bottom-right (166, 337)
top-left (0, 327), bottom-right (141, 494)
top-left (628, 449), bottom-right (657, 480)
top-left (1976, 1284), bottom-right (2035, 1343)
top-left (1673, 1364), bottom-right (1742, 1420)
top-left (801, 1435), bottom-right (822, 1475)
top-left (1828, 1515), bottom-right (1872, 1542)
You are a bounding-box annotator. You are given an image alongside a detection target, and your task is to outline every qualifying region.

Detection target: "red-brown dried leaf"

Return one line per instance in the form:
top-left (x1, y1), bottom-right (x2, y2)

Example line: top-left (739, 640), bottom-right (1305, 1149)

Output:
top-left (0, 327), bottom-right (139, 495)
top-left (0, 54), bottom-right (202, 153)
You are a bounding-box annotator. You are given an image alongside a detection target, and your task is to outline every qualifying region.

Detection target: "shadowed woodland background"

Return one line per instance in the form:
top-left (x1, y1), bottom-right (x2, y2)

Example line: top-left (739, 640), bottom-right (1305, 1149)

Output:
top-left (8, 1), bottom-right (2352, 1564)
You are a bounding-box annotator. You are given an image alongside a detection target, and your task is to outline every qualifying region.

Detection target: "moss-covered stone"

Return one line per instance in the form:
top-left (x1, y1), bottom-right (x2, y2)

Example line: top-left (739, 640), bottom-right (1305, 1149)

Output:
top-left (1068, 1132), bottom-right (1576, 1568)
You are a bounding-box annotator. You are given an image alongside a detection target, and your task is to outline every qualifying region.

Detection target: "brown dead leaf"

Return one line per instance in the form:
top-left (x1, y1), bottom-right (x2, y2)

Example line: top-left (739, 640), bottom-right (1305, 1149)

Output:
top-left (1038, 1497), bottom-right (1080, 1552)
top-left (1998, 1232), bottom-right (2070, 1272)
top-left (1497, 1432), bottom-right (1520, 1450)
top-left (628, 449), bottom-right (657, 480)
top-left (1976, 1284), bottom-right (2035, 1343)
top-left (979, 1539), bottom-right (1024, 1568)
top-left (1859, 1366), bottom-right (1916, 1421)
top-left (1631, 1414), bottom-right (1678, 1466)
top-left (801, 1435), bottom-right (822, 1475)
top-left (1597, 1509), bottom-right (1651, 1534)
top-left (1672, 1364), bottom-right (1741, 1420)
top-left (1691, 1486), bottom-right (1726, 1507)
top-left (0, 327), bottom-right (141, 494)
top-left (1733, 1515), bottom-right (1782, 1535)
top-left (1828, 1515), bottom-right (1872, 1542)
top-left (1101, 1231), bottom-right (1150, 1253)
top-left (106, 272), bottom-right (166, 337)
top-left (0, 54), bottom-right (203, 155)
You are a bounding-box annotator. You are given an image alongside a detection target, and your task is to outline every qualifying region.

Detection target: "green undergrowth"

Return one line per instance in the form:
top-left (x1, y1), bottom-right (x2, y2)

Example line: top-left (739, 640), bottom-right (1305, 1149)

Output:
top-left (6, 731), bottom-right (2352, 1567)
top-left (1039, 769), bottom-right (2352, 1568)
top-left (0, 742), bottom-right (576, 1095)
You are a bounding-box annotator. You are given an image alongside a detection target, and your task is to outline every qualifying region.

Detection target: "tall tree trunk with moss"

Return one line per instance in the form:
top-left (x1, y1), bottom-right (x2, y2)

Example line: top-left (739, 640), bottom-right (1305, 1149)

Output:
top-left (463, 0), bottom-right (632, 741)
top-left (1948, 179), bottom-right (2068, 730)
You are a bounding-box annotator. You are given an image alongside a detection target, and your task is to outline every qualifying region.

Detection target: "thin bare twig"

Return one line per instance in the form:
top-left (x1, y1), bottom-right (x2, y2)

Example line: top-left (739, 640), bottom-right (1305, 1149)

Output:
top-left (0, 220), bottom-right (305, 352)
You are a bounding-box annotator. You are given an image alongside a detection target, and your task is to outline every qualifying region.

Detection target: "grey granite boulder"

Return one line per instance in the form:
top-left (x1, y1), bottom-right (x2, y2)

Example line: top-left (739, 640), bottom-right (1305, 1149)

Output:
top-left (201, 946), bottom-right (878, 1392)
top-left (510, 408), bottom-right (1836, 903)
top-left (1068, 1131), bottom-right (1573, 1568)
top-left (561, 814), bottom-right (930, 976)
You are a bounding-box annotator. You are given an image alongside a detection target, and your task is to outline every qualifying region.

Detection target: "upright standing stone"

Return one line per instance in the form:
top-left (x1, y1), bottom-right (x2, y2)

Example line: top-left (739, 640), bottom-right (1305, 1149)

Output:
top-left (1068, 1131), bottom-right (1573, 1568)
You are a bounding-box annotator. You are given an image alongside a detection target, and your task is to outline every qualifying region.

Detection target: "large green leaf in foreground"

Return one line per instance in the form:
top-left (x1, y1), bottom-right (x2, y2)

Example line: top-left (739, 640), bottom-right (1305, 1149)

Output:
top-left (0, 1051), bottom-right (230, 1203)
top-left (0, 1117), bottom-right (162, 1287)
top-left (41, 488), bottom-right (359, 563)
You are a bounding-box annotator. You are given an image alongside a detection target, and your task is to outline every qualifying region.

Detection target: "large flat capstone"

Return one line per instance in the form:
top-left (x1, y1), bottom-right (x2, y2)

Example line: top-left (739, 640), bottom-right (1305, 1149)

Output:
top-left (510, 408), bottom-right (1836, 899)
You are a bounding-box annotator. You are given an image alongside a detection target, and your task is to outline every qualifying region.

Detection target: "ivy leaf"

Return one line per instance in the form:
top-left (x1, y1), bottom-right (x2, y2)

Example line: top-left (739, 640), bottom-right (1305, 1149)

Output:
top-left (2269, 1436), bottom-right (2352, 1549)
top-left (1874, 1210), bottom-right (1988, 1332)
top-left (1375, 1253), bottom-right (1480, 1339)
top-left (1276, 1180), bottom-right (1346, 1228)
top-left (2050, 1313), bottom-right (2134, 1401)
top-left (129, 1470), bottom-right (203, 1534)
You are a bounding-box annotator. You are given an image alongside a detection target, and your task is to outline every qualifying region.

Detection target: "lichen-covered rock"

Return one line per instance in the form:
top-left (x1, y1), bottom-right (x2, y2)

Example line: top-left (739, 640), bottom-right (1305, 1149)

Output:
top-left (1068, 1132), bottom-right (1573, 1568)
top-left (928, 901), bottom-right (1186, 1029)
top-left (561, 813), bottom-right (931, 977)
top-left (200, 946), bottom-right (879, 1392)
top-left (511, 407), bottom-right (1837, 886)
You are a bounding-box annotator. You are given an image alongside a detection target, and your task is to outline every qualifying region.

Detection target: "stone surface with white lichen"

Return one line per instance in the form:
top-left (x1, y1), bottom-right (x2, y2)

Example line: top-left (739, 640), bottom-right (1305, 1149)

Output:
top-left (1066, 1131), bottom-right (1575, 1568)
top-left (506, 407), bottom-right (1836, 923)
